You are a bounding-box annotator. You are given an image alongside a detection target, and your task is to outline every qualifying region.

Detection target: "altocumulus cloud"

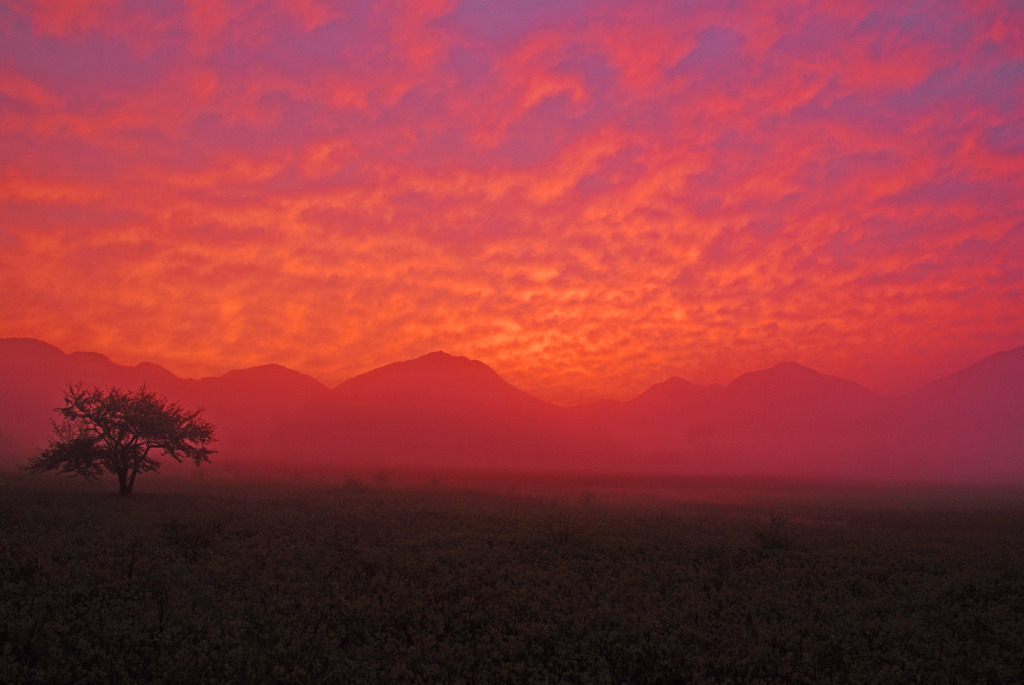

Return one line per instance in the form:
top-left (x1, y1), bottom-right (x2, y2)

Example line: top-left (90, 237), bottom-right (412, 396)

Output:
top-left (1, 0), bottom-right (1023, 403)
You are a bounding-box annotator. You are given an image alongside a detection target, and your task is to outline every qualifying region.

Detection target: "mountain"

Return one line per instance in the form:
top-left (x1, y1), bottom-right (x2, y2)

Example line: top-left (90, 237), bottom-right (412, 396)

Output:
top-left (908, 346), bottom-right (1024, 408)
top-left (896, 347), bottom-right (1024, 477)
top-left (719, 363), bottom-right (896, 476)
top-left (568, 362), bottom-right (892, 477)
top-left (1, 337), bottom-right (1022, 481)
top-left (334, 351), bottom-right (549, 412)
top-left (292, 352), bottom-right (589, 470)
top-left (726, 362), bottom-right (879, 408)
top-left (567, 378), bottom-right (723, 463)
top-left (632, 377), bottom-right (726, 412)
top-left (0, 338), bottom-right (169, 456)
top-left (0, 339), bottom-right (329, 466)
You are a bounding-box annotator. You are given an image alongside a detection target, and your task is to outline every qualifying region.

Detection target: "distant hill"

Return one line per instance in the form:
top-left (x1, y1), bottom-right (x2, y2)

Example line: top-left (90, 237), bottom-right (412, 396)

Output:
top-left (1, 337), bottom-right (1021, 481)
top-left (908, 346), bottom-right (1024, 407)
top-left (726, 361), bottom-right (879, 407)
top-left (334, 351), bottom-right (550, 411)
top-left (0, 338), bottom-right (329, 468)
top-left (567, 362), bottom-right (893, 477)
top-left (896, 347), bottom-right (1024, 477)
top-left (296, 352), bottom-right (587, 470)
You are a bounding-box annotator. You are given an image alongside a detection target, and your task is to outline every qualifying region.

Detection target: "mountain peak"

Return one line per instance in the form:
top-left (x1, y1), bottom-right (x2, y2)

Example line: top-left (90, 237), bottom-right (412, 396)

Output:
top-left (413, 350), bottom-right (479, 367)
top-left (0, 337), bottom-right (66, 360)
top-left (772, 361), bottom-right (809, 371)
top-left (133, 361), bottom-right (179, 382)
top-left (628, 376), bottom-right (725, 413)
top-left (632, 376), bottom-right (697, 401)
top-left (910, 344), bottom-right (1024, 402)
top-left (727, 361), bottom-right (877, 402)
top-left (728, 361), bottom-right (816, 388)
top-left (364, 350), bottom-right (496, 379)
top-left (68, 350), bottom-right (114, 366)
top-left (220, 362), bottom-right (306, 378)
top-left (961, 344), bottom-right (1024, 372)
top-left (334, 350), bottom-right (546, 409)
top-left (213, 364), bottom-right (329, 395)
top-left (657, 376), bottom-right (697, 389)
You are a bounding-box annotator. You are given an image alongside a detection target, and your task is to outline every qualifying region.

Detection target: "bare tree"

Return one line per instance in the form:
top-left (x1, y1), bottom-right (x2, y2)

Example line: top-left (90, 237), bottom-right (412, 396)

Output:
top-left (26, 384), bottom-right (216, 495)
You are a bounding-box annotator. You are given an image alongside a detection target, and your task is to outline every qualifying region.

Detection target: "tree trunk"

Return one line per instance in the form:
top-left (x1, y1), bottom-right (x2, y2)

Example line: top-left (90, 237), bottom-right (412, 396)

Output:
top-left (117, 469), bottom-right (131, 496)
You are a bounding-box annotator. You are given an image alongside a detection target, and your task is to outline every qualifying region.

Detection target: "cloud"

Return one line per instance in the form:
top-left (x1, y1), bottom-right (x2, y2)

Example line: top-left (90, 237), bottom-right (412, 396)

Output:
top-left (1, 0), bottom-right (1023, 403)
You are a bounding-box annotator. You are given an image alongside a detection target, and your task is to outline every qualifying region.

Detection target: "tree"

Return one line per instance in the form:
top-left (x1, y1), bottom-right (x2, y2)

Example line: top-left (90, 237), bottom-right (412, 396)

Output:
top-left (26, 384), bottom-right (216, 495)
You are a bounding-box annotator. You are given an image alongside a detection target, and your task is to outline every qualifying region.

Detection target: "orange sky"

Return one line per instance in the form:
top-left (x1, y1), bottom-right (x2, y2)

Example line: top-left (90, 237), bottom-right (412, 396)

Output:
top-left (2, 0), bottom-right (1023, 404)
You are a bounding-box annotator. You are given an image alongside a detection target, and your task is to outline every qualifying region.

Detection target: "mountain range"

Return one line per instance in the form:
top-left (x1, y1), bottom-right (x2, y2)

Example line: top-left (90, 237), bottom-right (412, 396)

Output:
top-left (1, 337), bottom-right (1022, 482)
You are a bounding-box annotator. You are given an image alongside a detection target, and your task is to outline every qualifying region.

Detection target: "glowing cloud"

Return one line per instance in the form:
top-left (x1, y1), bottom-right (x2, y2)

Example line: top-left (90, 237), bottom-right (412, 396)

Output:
top-left (2, 0), bottom-right (1023, 403)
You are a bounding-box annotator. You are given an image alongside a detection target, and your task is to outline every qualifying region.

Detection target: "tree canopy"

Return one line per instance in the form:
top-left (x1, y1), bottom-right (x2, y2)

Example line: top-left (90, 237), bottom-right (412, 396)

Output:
top-left (26, 384), bottom-right (216, 495)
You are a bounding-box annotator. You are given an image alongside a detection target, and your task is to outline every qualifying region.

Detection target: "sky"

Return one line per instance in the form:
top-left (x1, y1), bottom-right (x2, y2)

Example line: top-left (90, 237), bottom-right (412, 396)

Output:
top-left (1, 0), bottom-right (1023, 405)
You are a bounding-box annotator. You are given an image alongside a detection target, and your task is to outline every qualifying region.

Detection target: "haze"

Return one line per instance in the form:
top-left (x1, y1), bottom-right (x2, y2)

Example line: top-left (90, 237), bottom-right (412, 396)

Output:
top-left (1, 1), bottom-right (1023, 405)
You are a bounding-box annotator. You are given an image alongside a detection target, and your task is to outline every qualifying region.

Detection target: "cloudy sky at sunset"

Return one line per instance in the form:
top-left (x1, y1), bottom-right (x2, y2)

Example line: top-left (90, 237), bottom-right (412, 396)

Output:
top-left (1, 0), bottom-right (1022, 404)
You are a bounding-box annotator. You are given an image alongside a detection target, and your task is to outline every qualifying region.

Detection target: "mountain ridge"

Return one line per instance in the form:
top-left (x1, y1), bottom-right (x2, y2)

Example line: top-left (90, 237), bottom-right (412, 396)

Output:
top-left (6, 337), bottom-right (1016, 404)
top-left (1, 337), bottom-right (1022, 481)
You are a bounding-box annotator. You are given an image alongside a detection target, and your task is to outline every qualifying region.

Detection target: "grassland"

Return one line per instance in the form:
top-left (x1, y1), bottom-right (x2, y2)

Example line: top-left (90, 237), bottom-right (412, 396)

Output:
top-left (2, 470), bottom-right (1023, 683)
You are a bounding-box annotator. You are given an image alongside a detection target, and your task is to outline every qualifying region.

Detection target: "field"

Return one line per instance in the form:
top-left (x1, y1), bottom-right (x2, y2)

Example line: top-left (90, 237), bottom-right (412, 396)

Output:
top-left (2, 471), bottom-right (1023, 684)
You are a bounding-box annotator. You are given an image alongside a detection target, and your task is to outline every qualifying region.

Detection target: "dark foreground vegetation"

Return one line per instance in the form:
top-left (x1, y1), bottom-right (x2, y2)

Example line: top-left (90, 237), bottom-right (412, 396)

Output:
top-left (2, 472), bottom-right (1023, 684)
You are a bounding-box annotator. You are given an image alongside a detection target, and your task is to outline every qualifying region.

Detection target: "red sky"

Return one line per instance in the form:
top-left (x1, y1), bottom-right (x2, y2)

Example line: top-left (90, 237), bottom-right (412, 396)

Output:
top-left (1, 0), bottom-right (1023, 405)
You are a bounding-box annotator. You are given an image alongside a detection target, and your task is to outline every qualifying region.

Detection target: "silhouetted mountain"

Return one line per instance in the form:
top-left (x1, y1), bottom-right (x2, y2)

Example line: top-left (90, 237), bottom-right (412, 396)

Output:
top-left (0, 339), bottom-right (329, 466)
top-left (726, 362), bottom-right (879, 408)
top-left (212, 364), bottom-right (329, 396)
top-left (1, 337), bottom-right (1022, 481)
top-left (292, 351), bottom-right (584, 470)
top-left (133, 361), bottom-right (180, 384)
top-left (633, 377), bottom-right (726, 411)
top-left (0, 338), bottom-right (164, 455)
top-left (568, 378), bottom-right (723, 465)
top-left (567, 362), bottom-right (891, 476)
top-left (896, 347), bottom-right (1024, 477)
top-left (908, 346), bottom-right (1024, 407)
top-left (717, 363), bottom-right (893, 476)
top-left (334, 351), bottom-right (549, 412)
